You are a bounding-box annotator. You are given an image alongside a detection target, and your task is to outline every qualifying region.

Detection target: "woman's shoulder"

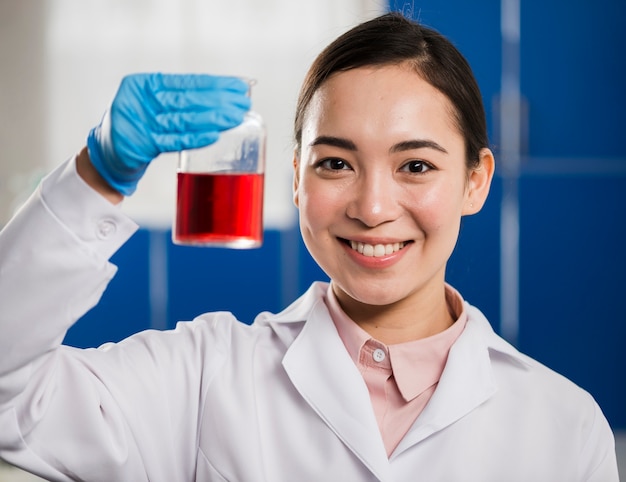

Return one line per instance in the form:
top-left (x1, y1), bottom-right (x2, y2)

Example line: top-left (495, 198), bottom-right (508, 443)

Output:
top-left (463, 303), bottom-right (598, 410)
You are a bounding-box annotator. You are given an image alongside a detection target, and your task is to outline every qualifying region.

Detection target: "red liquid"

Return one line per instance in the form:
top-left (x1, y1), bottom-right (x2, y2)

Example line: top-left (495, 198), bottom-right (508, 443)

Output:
top-left (175, 172), bottom-right (264, 247)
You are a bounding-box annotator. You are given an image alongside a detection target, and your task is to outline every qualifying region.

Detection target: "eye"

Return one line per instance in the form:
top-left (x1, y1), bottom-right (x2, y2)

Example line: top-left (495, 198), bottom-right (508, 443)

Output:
top-left (401, 160), bottom-right (433, 173)
top-left (317, 158), bottom-right (351, 170)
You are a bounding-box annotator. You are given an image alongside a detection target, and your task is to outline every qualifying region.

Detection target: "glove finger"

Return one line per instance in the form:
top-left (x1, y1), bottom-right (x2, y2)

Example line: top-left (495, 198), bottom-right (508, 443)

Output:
top-left (152, 73), bottom-right (250, 94)
top-left (152, 131), bottom-right (221, 152)
top-left (154, 106), bottom-right (249, 133)
top-left (155, 89), bottom-right (252, 112)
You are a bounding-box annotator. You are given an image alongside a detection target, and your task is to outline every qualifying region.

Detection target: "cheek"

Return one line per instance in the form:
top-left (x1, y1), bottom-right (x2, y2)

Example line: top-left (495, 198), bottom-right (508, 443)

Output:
top-left (297, 181), bottom-right (344, 266)
top-left (408, 182), bottom-right (466, 233)
top-left (297, 179), bottom-right (338, 231)
top-left (299, 177), bottom-right (346, 225)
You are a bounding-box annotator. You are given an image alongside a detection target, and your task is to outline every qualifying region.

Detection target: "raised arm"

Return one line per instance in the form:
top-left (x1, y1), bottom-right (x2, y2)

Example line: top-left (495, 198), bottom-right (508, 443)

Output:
top-left (0, 73), bottom-right (251, 480)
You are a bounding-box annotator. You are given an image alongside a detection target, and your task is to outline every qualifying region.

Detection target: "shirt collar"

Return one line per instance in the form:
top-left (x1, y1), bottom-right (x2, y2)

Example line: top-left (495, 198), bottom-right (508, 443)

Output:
top-left (325, 284), bottom-right (468, 402)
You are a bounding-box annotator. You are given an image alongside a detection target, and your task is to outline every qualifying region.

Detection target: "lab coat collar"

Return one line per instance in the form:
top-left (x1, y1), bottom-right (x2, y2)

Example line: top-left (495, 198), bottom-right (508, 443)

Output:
top-left (264, 282), bottom-right (527, 364)
top-left (267, 282), bottom-right (391, 480)
top-left (392, 302), bottom-right (531, 458)
top-left (256, 282), bottom-right (327, 344)
top-left (262, 283), bottom-right (532, 473)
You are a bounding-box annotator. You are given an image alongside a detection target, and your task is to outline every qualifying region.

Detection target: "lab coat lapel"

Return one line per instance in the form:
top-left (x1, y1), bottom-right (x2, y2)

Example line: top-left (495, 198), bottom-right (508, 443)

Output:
top-left (281, 297), bottom-right (390, 480)
top-left (392, 305), bottom-right (499, 457)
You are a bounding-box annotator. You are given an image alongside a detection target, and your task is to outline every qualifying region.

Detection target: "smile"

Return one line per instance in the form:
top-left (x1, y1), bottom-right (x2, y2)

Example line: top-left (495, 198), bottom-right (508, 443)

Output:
top-left (346, 239), bottom-right (408, 257)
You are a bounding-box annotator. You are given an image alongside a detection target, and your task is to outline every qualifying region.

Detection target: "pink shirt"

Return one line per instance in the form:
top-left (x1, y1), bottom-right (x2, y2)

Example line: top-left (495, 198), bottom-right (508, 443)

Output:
top-left (325, 284), bottom-right (467, 457)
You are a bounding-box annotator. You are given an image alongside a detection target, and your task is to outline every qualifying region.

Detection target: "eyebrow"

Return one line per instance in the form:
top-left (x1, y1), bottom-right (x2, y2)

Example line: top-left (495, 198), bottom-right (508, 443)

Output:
top-left (309, 135), bottom-right (357, 150)
top-left (390, 139), bottom-right (448, 154)
top-left (309, 136), bottom-right (448, 154)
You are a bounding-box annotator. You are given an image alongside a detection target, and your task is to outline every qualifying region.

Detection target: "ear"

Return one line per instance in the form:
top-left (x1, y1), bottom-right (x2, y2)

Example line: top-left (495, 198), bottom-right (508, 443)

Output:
top-left (292, 152), bottom-right (301, 209)
top-left (463, 148), bottom-right (495, 215)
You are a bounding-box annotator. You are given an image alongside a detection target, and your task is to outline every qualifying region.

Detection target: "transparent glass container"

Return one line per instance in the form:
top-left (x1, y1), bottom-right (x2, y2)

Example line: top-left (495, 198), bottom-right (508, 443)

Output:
top-left (173, 109), bottom-right (266, 248)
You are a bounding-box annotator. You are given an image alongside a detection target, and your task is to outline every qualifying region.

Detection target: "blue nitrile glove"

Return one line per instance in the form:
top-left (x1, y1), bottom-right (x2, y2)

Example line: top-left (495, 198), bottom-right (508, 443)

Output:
top-left (87, 73), bottom-right (252, 196)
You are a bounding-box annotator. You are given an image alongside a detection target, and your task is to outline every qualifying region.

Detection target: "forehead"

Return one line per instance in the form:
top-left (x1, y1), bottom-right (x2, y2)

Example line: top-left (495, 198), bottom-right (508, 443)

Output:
top-left (302, 64), bottom-right (461, 143)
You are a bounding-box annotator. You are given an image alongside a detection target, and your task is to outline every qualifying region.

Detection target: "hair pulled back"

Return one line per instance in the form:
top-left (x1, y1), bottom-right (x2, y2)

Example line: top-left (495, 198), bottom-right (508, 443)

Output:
top-left (294, 12), bottom-right (488, 168)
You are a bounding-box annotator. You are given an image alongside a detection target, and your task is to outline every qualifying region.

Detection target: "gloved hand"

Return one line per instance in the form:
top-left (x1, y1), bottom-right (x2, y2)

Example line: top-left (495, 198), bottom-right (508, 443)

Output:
top-left (87, 73), bottom-right (252, 196)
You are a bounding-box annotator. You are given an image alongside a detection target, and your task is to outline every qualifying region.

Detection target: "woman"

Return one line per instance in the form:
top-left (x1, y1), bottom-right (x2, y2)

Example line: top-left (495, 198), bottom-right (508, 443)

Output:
top-left (0, 12), bottom-right (618, 481)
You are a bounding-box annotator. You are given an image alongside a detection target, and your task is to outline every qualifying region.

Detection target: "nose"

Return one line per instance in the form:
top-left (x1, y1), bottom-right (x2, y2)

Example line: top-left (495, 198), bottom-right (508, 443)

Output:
top-left (345, 170), bottom-right (402, 227)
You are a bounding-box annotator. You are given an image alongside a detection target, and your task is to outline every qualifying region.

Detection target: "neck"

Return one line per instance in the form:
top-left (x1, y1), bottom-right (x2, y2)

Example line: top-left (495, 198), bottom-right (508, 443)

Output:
top-left (334, 283), bottom-right (454, 345)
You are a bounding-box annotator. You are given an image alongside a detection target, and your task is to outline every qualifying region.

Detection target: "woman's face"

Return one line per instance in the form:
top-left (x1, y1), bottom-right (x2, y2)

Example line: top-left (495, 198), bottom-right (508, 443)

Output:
top-left (294, 64), bottom-right (492, 313)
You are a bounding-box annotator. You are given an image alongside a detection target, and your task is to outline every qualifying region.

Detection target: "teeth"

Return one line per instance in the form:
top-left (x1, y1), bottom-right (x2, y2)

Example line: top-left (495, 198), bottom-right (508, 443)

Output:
top-left (349, 240), bottom-right (406, 257)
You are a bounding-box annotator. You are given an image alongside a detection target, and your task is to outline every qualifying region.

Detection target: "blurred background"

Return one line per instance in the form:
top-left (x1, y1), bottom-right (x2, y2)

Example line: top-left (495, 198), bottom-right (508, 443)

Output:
top-left (1, 0), bottom-right (624, 479)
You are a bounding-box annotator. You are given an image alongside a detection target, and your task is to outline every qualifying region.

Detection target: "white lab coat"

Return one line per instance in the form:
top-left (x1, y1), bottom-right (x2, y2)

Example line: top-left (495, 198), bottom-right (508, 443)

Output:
top-left (0, 158), bottom-right (619, 482)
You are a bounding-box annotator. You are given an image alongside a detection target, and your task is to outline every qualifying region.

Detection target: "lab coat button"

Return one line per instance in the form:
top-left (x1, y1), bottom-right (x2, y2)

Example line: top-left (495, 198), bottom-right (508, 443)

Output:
top-left (373, 348), bottom-right (386, 362)
top-left (96, 219), bottom-right (117, 239)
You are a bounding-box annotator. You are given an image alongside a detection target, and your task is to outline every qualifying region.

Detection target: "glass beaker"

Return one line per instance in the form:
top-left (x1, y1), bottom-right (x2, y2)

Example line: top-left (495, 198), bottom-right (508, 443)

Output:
top-left (173, 106), bottom-right (266, 248)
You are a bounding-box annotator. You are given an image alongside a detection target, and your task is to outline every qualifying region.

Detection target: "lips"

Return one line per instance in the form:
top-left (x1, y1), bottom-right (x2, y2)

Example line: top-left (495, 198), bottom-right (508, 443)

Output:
top-left (347, 240), bottom-right (408, 258)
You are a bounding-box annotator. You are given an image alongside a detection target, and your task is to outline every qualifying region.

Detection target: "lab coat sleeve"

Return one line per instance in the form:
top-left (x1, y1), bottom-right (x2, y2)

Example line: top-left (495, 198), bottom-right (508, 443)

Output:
top-left (0, 156), bottom-right (137, 396)
top-left (0, 157), bottom-right (209, 481)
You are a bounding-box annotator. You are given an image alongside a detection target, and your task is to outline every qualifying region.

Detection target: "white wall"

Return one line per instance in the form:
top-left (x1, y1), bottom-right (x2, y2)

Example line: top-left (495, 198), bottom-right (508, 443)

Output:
top-left (0, 0), bottom-right (385, 228)
top-left (0, 1), bottom-right (48, 225)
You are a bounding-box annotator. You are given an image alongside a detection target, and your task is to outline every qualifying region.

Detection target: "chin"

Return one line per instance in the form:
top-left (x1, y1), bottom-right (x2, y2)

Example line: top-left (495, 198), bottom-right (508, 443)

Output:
top-left (337, 281), bottom-right (409, 308)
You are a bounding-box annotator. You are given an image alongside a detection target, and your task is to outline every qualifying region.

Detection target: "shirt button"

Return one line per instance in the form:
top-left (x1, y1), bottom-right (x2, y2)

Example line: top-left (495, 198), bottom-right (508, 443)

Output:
top-left (96, 219), bottom-right (117, 240)
top-left (372, 348), bottom-right (386, 363)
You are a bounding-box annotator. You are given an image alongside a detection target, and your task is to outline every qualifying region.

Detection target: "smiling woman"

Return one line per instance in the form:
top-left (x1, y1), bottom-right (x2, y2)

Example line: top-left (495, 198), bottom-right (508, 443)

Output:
top-left (0, 11), bottom-right (619, 482)
top-left (295, 64), bottom-right (492, 336)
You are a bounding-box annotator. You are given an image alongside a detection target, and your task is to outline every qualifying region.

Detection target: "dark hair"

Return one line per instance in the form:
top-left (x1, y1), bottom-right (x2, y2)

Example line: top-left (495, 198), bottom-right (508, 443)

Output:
top-left (294, 12), bottom-right (488, 168)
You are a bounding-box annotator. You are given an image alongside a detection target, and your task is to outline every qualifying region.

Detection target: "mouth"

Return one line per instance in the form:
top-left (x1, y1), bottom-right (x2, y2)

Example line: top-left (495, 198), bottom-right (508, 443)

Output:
top-left (340, 238), bottom-right (411, 258)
